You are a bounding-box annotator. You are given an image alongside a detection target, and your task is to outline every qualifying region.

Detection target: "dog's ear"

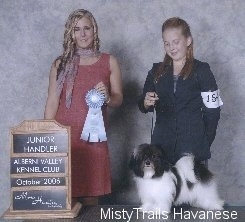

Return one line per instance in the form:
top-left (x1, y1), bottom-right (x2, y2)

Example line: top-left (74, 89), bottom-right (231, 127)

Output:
top-left (161, 159), bottom-right (171, 171)
top-left (129, 144), bottom-right (149, 169)
top-left (153, 144), bottom-right (166, 155)
top-left (138, 143), bottom-right (150, 148)
top-left (129, 147), bottom-right (144, 177)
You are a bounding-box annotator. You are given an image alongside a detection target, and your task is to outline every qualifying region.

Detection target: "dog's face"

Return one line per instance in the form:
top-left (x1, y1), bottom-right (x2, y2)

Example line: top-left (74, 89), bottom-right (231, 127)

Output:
top-left (129, 144), bottom-right (170, 179)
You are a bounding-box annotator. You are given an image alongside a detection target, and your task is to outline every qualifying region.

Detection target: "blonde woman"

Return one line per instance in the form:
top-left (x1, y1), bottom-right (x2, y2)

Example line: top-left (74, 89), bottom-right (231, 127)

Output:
top-left (44, 9), bottom-right (123, 205)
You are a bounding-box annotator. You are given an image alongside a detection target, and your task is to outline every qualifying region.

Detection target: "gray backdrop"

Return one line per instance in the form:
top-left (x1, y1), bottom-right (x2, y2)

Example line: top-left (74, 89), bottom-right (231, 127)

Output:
top-left (0, 0), bottom-right (245, 215)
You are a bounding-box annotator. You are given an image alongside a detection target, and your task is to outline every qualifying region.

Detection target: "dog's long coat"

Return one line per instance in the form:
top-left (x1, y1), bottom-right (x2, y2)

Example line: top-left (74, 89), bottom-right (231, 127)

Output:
top-left (129, 144), bottom-right (224, 213)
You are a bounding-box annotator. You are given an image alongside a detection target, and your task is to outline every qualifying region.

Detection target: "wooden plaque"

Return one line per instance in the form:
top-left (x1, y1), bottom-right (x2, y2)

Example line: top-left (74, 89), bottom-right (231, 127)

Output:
top-left (4, 120), bottom-right (82, 219)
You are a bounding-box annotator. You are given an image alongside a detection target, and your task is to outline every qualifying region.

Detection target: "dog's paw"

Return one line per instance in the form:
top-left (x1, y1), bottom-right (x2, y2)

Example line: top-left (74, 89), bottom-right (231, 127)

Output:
top-left (147, 206), bottom-right (171, 215)
top-left (139, 203), bottom-right (171, 215)
top-left (193, 199), bottom-right (224, 211)
top-left (158, 207), bottom-right (171, 215)
top-left (208, 200), bottom-right (224, 211)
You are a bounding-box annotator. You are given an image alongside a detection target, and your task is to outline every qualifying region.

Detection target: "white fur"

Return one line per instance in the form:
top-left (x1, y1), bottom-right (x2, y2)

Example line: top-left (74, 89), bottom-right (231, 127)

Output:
top-left (174, 156), bottom-right (224, 210)
top-left (143, 167), bottom-right (155, 179)
top-left (175, 155), bottom-right (197, 183)
top-left (135, 172), bottom-right (175, 213)
top-left (134, 155), bottom-right (224, 214)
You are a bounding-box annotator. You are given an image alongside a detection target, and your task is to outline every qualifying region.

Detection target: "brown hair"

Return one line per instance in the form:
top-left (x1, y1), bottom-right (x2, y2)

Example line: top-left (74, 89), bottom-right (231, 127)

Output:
top-left (57, 9), bottom-right (99, 79)
top-left (155, 17), bottom-right (194, 81)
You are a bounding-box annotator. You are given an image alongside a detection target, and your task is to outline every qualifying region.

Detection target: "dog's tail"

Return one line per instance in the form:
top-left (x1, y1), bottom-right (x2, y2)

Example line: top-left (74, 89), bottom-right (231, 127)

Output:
top-left (175, 154), bottom-right (197, 183)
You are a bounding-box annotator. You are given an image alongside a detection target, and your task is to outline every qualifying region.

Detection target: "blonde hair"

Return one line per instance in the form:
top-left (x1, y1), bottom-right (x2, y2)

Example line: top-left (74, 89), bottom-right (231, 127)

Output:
top-left (156, 17), bottom-right (194, 80)
top-left (57, 9), bottom-right (100, 78)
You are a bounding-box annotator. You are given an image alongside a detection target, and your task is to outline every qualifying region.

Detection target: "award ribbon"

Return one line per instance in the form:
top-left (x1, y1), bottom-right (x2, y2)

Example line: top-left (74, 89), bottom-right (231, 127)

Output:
top-left (80, 89), bottom-right (107, 142)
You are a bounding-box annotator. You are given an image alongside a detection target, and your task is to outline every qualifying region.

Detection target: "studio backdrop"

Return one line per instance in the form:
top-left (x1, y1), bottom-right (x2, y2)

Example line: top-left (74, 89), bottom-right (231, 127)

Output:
top-left (0, 0), bottom-right (245, 215)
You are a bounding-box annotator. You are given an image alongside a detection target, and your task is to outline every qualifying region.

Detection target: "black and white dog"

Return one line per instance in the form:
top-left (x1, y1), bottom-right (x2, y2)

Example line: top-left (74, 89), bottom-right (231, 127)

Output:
top-left (129, 144), bottom-right (224, 213)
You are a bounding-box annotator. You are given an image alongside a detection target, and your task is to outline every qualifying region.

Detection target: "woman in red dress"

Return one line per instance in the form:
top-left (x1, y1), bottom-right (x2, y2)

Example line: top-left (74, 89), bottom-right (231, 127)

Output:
top-left (44, 9), bottom-right (123, 205)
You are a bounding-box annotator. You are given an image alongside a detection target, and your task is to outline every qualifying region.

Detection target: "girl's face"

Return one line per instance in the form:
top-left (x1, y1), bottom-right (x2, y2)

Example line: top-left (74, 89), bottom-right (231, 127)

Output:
top-left (162, 27), bottom-right (192, 63)
top-left (74, 17), bottom-right (94, 49)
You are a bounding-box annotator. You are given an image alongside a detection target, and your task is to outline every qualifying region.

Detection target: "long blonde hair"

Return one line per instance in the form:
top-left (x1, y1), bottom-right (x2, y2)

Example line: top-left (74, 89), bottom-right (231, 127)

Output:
top-left (156, 17), bottom-right (194, 81)
top-left (57, 9), bottom-right (100, 79)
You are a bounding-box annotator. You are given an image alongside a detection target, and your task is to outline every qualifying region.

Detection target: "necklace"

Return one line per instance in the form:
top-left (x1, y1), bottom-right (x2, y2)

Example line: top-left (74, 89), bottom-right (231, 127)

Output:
top-left (75, 48), bottom-right (100, 58)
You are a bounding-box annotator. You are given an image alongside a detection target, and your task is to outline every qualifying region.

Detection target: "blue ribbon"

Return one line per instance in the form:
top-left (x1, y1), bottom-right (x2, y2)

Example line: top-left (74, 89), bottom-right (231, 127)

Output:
top-left (80, 89), bottom-right (107, 142)
top-left (85, 89), bottom-right (105, 108)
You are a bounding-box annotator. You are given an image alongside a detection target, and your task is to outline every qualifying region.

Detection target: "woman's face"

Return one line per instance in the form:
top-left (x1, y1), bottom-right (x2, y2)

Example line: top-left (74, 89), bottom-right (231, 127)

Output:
top-left (74, 17), bottom-right (94, 49)
top-left (162, 27), bottom-right (192, 63)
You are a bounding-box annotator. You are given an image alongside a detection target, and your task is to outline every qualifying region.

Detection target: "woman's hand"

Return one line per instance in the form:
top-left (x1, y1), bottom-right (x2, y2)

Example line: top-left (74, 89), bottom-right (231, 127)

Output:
top-left (95, 55), bottom-right (123, 107)
top-left (94, 81), bottom-right (110, 103)
top-left (144, 92), bottom-right (159, 109)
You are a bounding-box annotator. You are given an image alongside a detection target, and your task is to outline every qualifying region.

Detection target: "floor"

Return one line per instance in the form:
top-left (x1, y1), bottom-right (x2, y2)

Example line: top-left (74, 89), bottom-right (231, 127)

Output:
top-left (2, 205), bottom-right (244, 222)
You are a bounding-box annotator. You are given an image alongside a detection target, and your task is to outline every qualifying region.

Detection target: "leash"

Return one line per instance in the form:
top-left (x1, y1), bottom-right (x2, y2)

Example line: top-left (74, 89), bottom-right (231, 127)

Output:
top-left (150, 108), bottom-right (154, 143)
top-left (150, 104), bottom-right (157, 144)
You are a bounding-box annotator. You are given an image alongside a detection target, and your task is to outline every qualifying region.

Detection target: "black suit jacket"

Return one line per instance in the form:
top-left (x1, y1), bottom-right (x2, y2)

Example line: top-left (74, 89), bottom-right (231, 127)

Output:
top-left (138, 59), bottom-right (221, 163)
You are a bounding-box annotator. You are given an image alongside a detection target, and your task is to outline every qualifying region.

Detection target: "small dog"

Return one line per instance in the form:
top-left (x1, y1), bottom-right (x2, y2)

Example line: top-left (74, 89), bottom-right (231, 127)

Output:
top-left (129, 144), bottom-right (224, 213)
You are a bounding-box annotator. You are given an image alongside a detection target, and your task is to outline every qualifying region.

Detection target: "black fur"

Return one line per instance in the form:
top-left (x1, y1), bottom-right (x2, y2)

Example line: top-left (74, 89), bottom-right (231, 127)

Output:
top-left (129, 144), bottom-right (212, 195)
top-left (130, 144), bottom-right (223, 211)
top-left (194, 160), bottom-right (213, 183)
top-left (129, 144), bottom-right (170, 178)
top-left (171, 166), bottom-right (182, 201)
top-left (129, 144), bottom-right (213, 195)
top-left (186, 180), bottom-right (194, 190)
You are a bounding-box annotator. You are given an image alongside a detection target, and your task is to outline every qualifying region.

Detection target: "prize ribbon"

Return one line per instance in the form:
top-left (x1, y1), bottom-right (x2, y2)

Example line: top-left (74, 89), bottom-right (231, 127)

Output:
top-left (80, 89), bottom-right (107, 142)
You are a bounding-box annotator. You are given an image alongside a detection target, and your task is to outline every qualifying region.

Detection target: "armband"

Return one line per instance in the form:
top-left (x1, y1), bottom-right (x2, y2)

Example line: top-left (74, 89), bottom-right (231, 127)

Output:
top-left (201, 89), bottom-right (223, 108)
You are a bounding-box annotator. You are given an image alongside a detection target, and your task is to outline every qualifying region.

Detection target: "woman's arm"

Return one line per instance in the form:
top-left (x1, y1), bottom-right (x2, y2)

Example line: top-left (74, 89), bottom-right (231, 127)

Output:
top-left (95, 55), bottom-right (123, 107)
top-left (107, 55), bottom-right (123, 107)
top-left (44, 61), bottom-right (60, 119)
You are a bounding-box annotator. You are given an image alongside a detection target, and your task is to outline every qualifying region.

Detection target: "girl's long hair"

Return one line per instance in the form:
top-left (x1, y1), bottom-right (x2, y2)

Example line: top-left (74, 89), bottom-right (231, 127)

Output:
top-left (56, 9), bottom-right (100, 79)
top-left (155, 17), bottom-right (194, 81)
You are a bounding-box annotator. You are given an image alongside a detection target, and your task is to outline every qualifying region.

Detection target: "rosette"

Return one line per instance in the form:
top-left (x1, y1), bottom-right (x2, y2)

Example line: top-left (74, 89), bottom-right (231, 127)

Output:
top-left (80, 89), bottom-right (107, 142)
top-left (85, 89), bottom-right (105, 108)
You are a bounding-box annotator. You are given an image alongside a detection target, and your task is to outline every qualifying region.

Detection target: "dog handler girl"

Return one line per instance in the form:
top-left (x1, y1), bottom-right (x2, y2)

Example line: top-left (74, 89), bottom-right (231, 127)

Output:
top-left (138, 17), bottom-right (223, 164)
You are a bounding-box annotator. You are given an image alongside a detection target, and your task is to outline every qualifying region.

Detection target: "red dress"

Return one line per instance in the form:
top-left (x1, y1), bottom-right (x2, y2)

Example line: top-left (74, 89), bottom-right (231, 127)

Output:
top-left (55, 53), bottom-right (111, 197)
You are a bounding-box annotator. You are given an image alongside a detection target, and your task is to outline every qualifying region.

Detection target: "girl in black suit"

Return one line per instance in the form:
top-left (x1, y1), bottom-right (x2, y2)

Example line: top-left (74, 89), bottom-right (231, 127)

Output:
top-left (138, 17), bottom-right (223, 164)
